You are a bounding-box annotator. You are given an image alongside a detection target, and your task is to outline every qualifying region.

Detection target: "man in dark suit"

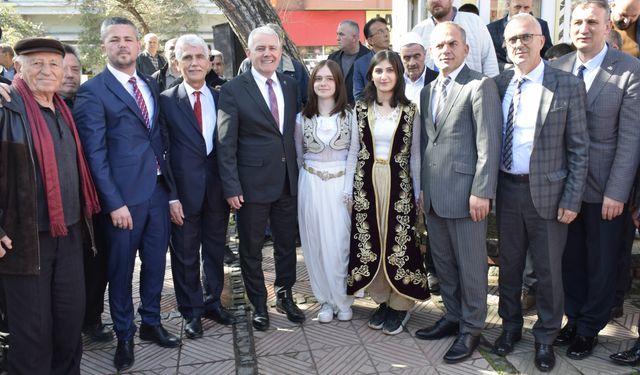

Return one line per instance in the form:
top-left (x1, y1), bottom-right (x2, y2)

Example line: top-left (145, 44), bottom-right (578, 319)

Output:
top-left (492, 14), bottom-right (588, 372)
top-left (486, 0), bottom-right (553, 72)
top-left (74, 17), bottom-right (180, 372)
top-left (136, 33), bottom-right (166, 76)
top-left (328, 20), bottom-right (370, 105)
top-left (217, 26), bottom-right (304, 331)
top-left (353, 17), bottom-right (391, 101)
top-left (550, 0), bottom-right (640, 360)
top-left (160, 34), bottom-right (236, 340)
top-left (415, 22), bottom-right (502, 364)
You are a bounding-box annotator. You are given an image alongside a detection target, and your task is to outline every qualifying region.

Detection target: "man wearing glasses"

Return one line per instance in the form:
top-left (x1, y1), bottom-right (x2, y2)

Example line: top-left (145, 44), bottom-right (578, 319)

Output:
top-left (492, 13), bottom-right (588, 372)
top-left (352, 17), bottom-right (391, 101)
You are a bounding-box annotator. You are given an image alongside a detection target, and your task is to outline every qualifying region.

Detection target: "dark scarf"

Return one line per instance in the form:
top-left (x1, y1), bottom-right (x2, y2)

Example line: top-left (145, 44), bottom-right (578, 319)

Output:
top-left (13, 77), bottom-right (101, 236)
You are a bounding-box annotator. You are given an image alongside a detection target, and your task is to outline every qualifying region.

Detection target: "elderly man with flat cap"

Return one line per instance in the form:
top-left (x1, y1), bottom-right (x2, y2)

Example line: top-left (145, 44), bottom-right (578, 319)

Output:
top-left (0, 37), bottom-right (101, 375)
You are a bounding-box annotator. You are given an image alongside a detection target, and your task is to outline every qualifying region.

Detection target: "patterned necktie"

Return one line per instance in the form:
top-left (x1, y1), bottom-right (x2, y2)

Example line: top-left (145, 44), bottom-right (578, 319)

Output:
top-left (266, 78), bottom-right (280, 130)
top-left (128, 76), bottom-right (150, 129)
top-left (193, 91), bottom-right (202, 131)
top-left (576, 65), bottom-right (586, 80)
top-left (502, 77), bottom-right (527, 171)
top-left (434, 75), bottom-right (451, 128)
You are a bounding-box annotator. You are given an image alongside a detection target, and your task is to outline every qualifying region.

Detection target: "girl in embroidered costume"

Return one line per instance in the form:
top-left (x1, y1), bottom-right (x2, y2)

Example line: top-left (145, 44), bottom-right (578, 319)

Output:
top-left (344, 51), bottom-right (429, 335)
top-left (295, 60), bottom-right (355, 323)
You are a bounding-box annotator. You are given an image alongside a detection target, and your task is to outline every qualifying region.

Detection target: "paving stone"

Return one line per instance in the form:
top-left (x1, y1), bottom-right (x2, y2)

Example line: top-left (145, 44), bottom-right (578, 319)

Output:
top-left (506, 351), bottom-right (581, 375)
top-left (311, 345), bottom-right (376, 375)
top-left (257, 351), bottom-right (316, 375)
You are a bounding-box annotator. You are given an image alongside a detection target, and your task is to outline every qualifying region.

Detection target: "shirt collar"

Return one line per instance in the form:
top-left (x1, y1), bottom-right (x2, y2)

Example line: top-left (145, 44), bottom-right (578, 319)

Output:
top-left (183, 81), bottom-right (208, 98)
top-left (438, 63), bottom-right (465, 85)
top-left (405, 67), bottom-right (426, 85)
top-left (513, 59), bottom-right (545, 84)
top-left (107, 63), bottom-right (143, 86)
top-left (576, 43), bottom-right (608, 72)
top-left (251, 66), bottom-right (279, 87)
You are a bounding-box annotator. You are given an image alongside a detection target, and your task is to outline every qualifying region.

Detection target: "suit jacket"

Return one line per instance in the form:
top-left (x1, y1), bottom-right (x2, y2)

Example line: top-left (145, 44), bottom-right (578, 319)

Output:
top-left (328, 43), bottom-right (371, 104)
top-left (420, 65), bottom-right (502, 218)
top-left (487, 16), bottom-right (553, 72)
top-left (160, 83), bottom-right (221, 215)
top-left (550, 49), bottom-right (640, 204)
top-left (136, 51), bottom-right (167, 77)
top-left (422, 67), bottom-right (439, 87)
top-left (73, 67), bottom-right (171, 213)
top-left (216, 71), bottom-right (299, 203)
top-left (494, 64), bottom-right (589, 219)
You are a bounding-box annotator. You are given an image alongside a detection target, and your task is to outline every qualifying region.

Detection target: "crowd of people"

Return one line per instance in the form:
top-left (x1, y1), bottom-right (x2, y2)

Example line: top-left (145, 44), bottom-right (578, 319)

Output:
top-left (1, 0), bottom-right (640, 373)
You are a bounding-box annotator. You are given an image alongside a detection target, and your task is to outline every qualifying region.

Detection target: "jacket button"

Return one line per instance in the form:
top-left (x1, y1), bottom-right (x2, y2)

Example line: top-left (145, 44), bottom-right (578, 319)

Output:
top-left (281, 157), bottom-right (286, 162)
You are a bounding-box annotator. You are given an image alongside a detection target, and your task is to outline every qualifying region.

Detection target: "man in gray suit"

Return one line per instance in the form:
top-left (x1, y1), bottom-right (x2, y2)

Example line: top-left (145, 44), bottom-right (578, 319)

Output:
top-left (414, 22), bottom-right (502, 364)
top-left (492, 14), bottom-right (589, 372)
top-left (217, 26), bottom-right (304, 332)
top-left (550, 0), bottom-right (640, 360)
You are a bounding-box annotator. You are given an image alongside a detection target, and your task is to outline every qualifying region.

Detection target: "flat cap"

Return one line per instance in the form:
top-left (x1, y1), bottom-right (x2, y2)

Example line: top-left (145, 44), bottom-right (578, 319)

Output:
top-left (14, 38), bottom-right (65, 57)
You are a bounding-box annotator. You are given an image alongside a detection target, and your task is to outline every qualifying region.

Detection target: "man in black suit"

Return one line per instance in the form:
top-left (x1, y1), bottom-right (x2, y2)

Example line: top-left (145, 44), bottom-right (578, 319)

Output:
top-left (160, 34), bottom-right (236, 339)
top-left (328, 20), bottom-right (370, 105)
top-left (217, 26), bottom-right (304, 331)
top-left (486, 0), bottom-right (553, 72)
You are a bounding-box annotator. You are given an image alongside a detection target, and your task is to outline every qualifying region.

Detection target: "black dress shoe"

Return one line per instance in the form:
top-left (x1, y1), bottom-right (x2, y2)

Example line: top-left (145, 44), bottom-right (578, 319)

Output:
top-left (276, 292), bottom-right (305, 323)
top-left (493, 330), bottom-right (522, 356)
top-left (415, 317), bottom-right (459, 340)
top-left (223, 246), bottom-right (237, 265)
top-left (114, 338), bottom-right (134, 371)
top-left (252, 307), bottom-right (270, 331)
top-left (82, 322), bottom-right (114, 342)
top-left (535, 343), bottom-right (556, 372)
top-left (204, 305), bottom-right (237, 325)
top-left (443, 333), bottom-right (480, 363)
top-left (139, 323), bottom-right (181, 348)
top-left (610, 340), bottom-right (640, 365)
top-left (553, 324), bottom-right (576, 346)
top-left (184, 317), bottom-right (203, 339)
top-left (567, 335), bottom-right (597, 359)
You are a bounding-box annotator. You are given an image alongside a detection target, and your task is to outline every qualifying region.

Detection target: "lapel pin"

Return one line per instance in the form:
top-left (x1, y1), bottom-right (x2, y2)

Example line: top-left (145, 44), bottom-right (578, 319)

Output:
top-left (607, 66), bottom-right (613, 71)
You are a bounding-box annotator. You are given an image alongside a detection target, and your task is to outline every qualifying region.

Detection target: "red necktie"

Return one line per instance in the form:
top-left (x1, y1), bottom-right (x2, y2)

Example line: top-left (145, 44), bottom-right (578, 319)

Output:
top-left (266, 79), bottom-right (279, 130)
top-left (128, 76), bottom-right (150, 129)
top-left (193, 91), bottom-right (202, 131)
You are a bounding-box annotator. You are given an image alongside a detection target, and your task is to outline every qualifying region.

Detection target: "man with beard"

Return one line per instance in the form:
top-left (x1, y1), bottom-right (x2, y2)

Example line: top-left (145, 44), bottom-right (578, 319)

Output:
top-left (413, 0), bottom-right (499, 77)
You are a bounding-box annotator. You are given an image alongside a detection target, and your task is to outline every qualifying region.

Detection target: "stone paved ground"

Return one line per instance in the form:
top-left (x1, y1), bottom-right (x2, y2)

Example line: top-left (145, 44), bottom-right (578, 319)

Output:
top-left (78, 236), bottom-right (640, 375)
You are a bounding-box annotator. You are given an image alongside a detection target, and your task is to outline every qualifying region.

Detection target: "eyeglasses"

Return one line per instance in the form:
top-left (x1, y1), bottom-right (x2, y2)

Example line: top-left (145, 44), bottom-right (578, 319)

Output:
top-left (504, 33), bottom-right (543, 47)
top-left (369, 27), bottom-right (390, 38)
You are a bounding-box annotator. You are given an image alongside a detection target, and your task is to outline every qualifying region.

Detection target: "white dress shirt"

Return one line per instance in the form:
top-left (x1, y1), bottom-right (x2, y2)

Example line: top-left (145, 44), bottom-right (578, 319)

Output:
top-left (501, 60), bottom-right (545, 174)
top-left (251, 67), bottom-right (285, 133)
top-left (183, 81), bottom-right (216, 155)
top-left (107, 64), bottom-right (155, 124)
top-left (573, 43), bottom-right (608, 92)
top-left (404, 68), bottom-right (426, 106)
top-left (431, 63), bottom-right (465, 124)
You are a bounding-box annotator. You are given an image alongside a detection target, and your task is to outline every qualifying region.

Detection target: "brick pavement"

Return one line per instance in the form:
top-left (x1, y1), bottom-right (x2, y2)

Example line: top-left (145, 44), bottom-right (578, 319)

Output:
top-left (77, 238), bottom-right (640, 375)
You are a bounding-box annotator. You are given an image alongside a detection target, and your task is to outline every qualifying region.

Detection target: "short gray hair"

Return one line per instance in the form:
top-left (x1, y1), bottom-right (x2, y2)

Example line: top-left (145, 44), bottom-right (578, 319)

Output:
top-left (339, 20), bottom-right (360, 35)
top-left (211, 49), bottom-right (224, 62)
top-left (143, 33), bottom-right (158, 44)
top-left (247, 26), bottom-right (281, 50)
top-left (174, 34), bottom-right (210, 61)
top-left (506, 13), bottom-right (542, 35)
top-left (100, 17), bottom-right (139, 42)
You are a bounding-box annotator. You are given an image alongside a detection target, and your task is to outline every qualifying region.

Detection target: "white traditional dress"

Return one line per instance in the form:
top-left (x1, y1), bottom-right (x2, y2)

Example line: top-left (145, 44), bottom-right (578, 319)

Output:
top-left (294, 111), bottom-right (355, 313)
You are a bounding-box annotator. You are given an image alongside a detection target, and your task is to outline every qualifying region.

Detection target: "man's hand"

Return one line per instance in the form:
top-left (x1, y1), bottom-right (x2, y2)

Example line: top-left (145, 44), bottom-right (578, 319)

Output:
top-left (602, 196), bottom-right (624, 220)
top-left (557, 208), bottom-right (578, 224)
top-left (226, 195), bottom-right (244, 210)
top-left (170, 201), bottom-right (184, 226)
top-left (0, 82), bottom-right (10, 104)
top-left (469, 195), bottom-right (490, 222)
top-left (110, 206), bottom-right (133, 230)
top-left (418, 191), bottom-right (425, 215)
top-left (0, 235), bottom-right (12, 258)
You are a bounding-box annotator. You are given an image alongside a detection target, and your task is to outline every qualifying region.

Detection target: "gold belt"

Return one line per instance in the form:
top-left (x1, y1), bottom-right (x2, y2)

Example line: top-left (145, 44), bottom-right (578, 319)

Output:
top-left (374, 158), bottom-right (389, 165)
top-left (302, 163), bottom-right (345, 181)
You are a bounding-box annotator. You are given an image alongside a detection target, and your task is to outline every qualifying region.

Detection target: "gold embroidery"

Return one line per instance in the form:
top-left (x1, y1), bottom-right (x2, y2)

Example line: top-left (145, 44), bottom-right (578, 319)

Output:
top-left (302, 163), bottom-right (345, 181)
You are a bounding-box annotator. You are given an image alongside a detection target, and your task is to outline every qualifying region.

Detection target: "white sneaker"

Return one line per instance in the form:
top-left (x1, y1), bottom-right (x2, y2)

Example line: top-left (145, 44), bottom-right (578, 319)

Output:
top-left (337, 308), bottom-right (353, 321)
top-left (317, 303), bottom-right (334, 323)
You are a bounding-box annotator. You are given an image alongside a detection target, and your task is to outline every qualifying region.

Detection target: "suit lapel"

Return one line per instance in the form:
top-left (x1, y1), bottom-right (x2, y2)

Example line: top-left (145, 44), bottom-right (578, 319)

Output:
top-left (103, 68), bottom-right (148, 128)
top-left (241, 72), bottom-right (280, 134)
top-left (140, 74), bottom-right (160, 128)
top-left (176, 83), bottom-right (201, 134)
top-left (536, 65), bottom-right (557, 141)
top-left (422, 82), bottom-right (436, 140)
top-left (277, 72), bottom-right (295, 136)
top-left (587, 50), bottom-right (616, 108)
top-left (434, 65), bottom-right (468, 139)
